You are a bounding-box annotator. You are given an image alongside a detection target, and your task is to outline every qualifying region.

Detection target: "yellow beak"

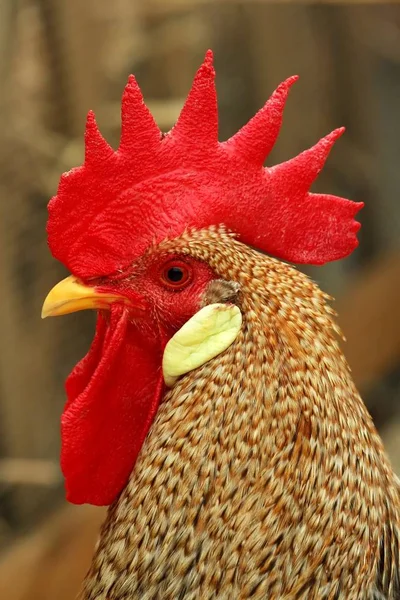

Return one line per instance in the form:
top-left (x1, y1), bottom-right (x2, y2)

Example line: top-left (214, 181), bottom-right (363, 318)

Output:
top-left (41, 276), bottom-right (125, 319)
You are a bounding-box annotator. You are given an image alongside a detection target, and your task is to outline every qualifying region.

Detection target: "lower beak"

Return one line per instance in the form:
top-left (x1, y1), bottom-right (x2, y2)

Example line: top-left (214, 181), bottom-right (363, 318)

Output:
top-left (41, 276), bottom-right (127, 319)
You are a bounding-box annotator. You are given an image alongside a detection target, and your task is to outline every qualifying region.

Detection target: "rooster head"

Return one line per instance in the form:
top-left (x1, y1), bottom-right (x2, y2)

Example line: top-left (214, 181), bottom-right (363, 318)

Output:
top-left (42, 50), bottom-right (363, 506)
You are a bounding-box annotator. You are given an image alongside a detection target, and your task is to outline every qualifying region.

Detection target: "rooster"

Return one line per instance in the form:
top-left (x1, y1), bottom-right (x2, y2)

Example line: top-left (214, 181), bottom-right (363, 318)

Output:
top-left (42, 51), bottom-right (400, 599)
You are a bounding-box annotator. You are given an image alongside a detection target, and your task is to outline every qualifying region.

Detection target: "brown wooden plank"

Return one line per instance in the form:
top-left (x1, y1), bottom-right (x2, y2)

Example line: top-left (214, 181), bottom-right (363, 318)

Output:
top-left (337, 252), bottom-right (400, 391)
top-left (0, 505), bottom-right (105, 600)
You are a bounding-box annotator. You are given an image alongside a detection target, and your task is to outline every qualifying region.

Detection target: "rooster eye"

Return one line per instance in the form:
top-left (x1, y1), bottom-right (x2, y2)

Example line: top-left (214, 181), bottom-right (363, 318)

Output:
top-left (161, 261), bottom-right (192, 290)
top-left (167, 267), bottom-right (184, 282)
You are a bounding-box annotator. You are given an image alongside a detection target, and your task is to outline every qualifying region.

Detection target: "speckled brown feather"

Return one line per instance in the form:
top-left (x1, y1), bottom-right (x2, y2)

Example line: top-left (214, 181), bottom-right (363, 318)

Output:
top-left (80, 227), bottom-right (400, 600)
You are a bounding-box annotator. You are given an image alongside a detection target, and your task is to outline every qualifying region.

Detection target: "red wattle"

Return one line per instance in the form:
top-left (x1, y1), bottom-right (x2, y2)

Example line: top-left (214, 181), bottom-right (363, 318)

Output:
top-left (61, 306), bottom-right (163, 505)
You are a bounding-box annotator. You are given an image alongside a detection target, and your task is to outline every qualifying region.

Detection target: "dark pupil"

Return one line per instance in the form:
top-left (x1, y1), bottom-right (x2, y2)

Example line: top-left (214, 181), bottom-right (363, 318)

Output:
top-left (167, 267), bottom-right (184, 282)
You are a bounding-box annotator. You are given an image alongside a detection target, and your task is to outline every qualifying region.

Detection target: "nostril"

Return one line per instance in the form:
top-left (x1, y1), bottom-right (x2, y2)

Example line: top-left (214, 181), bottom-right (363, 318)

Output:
top-left (85, 275), bottom-right (108, 287)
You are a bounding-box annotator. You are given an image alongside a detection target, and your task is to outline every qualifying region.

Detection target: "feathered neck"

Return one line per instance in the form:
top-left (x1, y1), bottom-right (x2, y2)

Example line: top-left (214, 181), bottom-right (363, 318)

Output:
top-left (81, 228), bottom-right (400, 599)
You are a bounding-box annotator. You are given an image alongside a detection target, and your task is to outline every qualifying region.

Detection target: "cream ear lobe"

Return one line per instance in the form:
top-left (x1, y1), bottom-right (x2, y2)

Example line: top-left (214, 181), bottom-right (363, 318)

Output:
top-left (162, 303), bottom-right (242, 388)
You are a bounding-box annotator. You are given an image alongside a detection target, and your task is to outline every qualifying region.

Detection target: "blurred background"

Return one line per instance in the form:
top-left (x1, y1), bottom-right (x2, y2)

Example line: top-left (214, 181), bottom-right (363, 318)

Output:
top-left (0, 1), bottom-right (399, 598)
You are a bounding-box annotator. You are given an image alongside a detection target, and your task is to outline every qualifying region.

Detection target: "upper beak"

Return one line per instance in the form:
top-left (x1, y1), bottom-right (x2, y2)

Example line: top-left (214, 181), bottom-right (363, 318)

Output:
top-left (41, 276), bottom-right (128, 319)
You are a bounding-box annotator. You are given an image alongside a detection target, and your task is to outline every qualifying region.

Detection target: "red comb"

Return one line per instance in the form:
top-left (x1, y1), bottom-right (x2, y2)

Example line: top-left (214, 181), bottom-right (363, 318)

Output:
top-left (47, 50), bottom-right (363, 279)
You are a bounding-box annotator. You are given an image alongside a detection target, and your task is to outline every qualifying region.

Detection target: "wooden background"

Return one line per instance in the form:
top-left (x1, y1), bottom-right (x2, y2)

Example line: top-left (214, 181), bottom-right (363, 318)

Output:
top-left (0, 1), bottom-right (399, 598)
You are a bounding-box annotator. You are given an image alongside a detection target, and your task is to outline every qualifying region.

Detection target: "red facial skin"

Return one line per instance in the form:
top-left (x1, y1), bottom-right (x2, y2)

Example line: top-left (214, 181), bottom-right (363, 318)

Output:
top-left (99, 252), bottom-right (217, 336)
top-left (61, 252), bottom-right (216, 506)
